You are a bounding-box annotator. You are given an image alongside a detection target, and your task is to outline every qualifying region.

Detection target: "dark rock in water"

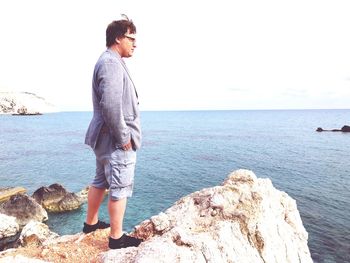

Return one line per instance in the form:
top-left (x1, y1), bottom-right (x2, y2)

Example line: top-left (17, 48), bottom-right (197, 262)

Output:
top-left (56, 192), bottom-right (83, 212)
top-left (32, 184), bottom-right (83, 212)
top-left (316, 125), bottom-right (350, 132)
top-left (32, 184), bottom-right (66, 204)
top-left (11, 106), bottom-right (42, 116)
top-left (76, 186), bottom-right (90, 203)
top-left (0, 194), bottom-right (48, 227)
top-left (341, 125), bottom-right (350, 132)
top-left (75, 186), bottom-right (108, 203)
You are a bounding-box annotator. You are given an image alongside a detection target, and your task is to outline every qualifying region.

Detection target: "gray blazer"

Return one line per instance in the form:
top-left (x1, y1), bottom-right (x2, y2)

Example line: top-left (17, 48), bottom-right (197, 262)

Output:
top-left (85, 49), bottom-right (141, 150)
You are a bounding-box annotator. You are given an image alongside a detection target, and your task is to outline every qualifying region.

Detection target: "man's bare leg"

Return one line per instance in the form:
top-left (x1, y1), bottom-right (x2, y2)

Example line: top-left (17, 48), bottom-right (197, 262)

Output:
top-left (108, 197), bottom-right (127, 239)
top-left (107, 197), bottom-right (142, 249)
top-left (86, 186), bottom-right (106, 225)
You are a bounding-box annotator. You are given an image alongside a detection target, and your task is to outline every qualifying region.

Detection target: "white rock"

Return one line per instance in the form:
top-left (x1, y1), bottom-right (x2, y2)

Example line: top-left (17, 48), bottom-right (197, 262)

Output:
top-left (150, 212), bottom-right (171, 232)
top-left (0, 213), bottom-right (19, 239)
top-left (0, 91), bottom-right (57, 114)
top-left (98, 169), bottom-right (313, 263)
top-left (19, 221), bottom-right (58, 246)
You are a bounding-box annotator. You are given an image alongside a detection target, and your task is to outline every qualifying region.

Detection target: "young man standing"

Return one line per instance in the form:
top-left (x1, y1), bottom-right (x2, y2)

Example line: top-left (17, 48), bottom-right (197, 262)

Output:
top-left (83, 16), bottom-right (142, 249)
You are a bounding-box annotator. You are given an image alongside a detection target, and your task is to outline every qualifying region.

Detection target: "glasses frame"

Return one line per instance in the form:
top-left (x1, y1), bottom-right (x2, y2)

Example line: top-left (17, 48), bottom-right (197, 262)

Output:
top-left (124, 34), bottom-right (136, 44)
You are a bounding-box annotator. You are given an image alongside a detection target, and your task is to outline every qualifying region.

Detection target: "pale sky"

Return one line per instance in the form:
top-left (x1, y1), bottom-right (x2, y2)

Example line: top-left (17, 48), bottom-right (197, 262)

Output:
top-left (0, 0), bottom-right (349, 111)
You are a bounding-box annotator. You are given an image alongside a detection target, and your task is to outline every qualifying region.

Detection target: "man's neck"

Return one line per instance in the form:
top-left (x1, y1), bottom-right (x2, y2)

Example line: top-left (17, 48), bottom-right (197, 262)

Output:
top-left (109, 45), bottom-right (122, 58)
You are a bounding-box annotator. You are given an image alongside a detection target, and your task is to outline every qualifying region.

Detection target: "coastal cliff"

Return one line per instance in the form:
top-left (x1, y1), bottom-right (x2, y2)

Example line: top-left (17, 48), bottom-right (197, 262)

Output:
top-left (0, 92), bottom-right (57, 114)
top-left (0, 170), bottom-right (312, 263)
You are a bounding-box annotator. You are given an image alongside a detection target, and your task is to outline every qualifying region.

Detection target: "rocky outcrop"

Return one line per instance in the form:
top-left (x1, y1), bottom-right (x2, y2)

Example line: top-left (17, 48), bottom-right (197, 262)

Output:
top-left (341, 125), bottom-right (350, 132)
top-left (19, 221), bottom-right (58, 247)
top-left (0, 92), bottom-right (57, 114)
top-left (0, 214), bottom-right (20, 250)
top-left (76, 186), bottom-right (109, 204)
top-left (100, 169), bottom-right (312, 263)
top-left (0, 214), bottom-right (19, 239)
top-left (0, 170), bottom-right (312, 263)
top-left (0, 187), bottom-right (26, 203)
top-left (0, 194), bottom-right (48, 227)
top-left (316, 125), bottom-right (350, 132)
top-left (12, 106), bottom-right (42, 116)
top-left (32, 184), bottom-right (83, 212)
top-left (75, 186), bottom-right (90, 203)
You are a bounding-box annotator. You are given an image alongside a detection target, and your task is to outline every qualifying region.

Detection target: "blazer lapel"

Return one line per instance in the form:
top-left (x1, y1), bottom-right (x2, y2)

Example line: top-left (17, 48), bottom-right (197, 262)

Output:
top-left (109, 49), bottom-right (139, 100)
top-left (119, 59), bottom-right (139, 100)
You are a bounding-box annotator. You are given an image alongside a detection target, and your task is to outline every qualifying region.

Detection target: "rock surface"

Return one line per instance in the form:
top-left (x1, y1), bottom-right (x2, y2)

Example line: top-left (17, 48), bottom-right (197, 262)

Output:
top-left (341, 125), bottom-right (350, 132)
top-left (316, 125), bottom-right (350, 132)
top-left (0, 194), bottom-right (48, 227)
top-left (0, 214), bottom-right (19, 239)
top-left (99, 169), bottom-right (312, 263)
top-left (0, 92), bottom-right (57, 114)
top-left (32, 184), bottom-right (83, 212)
top-left (12, 106), bottom-right (42, 116)
top-left (0, 255), bottom-right (49, 263)
top-left (0, 187), bottom-right (26, 203)
top-left (75, 186), bottom-right (90, 203)
top-left (0, 170), bottom-right (312, 263)
top-left (0, 214), bottom-right (20, 250)
top-left (76, 186), bottom-right (109, 204)
top-left (19, 221), bottom-right (58, 247)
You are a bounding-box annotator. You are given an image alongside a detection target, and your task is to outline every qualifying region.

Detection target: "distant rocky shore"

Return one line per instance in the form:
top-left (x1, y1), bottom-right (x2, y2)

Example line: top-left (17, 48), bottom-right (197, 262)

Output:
top-left (0, 170), bottom-right (313, 263)
top-left (0, 92), bottom-right (57, 115)
top-left (316, 125), bottom-right (350, 132)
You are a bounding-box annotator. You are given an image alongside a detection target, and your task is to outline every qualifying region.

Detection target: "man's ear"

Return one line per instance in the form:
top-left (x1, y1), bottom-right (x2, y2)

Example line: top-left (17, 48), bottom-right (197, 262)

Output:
top-left (115, 38), bottom-right (120, 44)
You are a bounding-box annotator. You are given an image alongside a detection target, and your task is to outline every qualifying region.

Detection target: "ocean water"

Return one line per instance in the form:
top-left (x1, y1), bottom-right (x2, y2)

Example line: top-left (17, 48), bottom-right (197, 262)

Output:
top-left (0, 110), bottom-right (349, 262)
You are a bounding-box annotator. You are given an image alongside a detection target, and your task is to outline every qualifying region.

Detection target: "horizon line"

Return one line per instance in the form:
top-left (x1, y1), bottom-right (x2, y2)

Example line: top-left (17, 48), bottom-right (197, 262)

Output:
top-left (55, 108), bottom-right (350, 113)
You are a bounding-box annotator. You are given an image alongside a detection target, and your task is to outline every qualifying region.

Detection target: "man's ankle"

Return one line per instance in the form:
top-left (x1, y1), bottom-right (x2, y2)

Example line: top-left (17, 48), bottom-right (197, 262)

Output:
top-left (110, 232), bottom-right (124, 240)
top-left (83, 220), bottom-right (110, 234)
top-left (108, 234), bottom-right (143, 249)
top-left (85, 220), bottom-right (98, 226)
top-left (85, 217), bottom-right (99, 225)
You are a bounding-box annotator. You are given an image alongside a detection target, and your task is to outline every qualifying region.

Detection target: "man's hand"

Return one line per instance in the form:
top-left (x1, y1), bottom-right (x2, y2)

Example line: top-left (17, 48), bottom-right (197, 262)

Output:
top-left (122, 140), bottom-right (132, 151)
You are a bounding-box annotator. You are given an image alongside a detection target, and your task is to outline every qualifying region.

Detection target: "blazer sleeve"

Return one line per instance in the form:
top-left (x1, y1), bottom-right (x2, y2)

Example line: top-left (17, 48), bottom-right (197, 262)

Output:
top-left (98, 61), bottom-right (131, 147)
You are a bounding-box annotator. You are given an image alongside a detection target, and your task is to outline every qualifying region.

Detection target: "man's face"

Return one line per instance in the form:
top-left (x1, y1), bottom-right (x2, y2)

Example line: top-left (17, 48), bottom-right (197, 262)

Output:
top-left (117, 29), bottom-right (136, 58)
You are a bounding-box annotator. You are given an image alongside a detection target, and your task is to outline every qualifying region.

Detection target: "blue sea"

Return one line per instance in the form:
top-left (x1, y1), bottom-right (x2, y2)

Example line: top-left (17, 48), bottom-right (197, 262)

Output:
top-left (0, 110), bottom-right (349, 262)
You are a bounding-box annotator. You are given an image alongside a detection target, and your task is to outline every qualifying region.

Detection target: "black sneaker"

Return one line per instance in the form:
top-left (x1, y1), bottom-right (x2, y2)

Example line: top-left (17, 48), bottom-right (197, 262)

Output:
top-left (108, 234), bottom-right (143, 249)
top-left (83, 220), bottom-right (110, 234)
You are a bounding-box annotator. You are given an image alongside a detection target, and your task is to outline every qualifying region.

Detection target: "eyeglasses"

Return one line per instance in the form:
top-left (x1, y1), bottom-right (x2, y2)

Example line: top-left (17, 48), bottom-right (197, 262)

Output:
top-left (124, 34), bottom-right (136, 44)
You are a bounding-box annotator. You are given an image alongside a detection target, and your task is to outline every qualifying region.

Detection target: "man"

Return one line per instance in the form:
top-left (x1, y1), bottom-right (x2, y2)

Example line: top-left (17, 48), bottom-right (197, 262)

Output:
top-left (83, 16), bottom-right (142, 249)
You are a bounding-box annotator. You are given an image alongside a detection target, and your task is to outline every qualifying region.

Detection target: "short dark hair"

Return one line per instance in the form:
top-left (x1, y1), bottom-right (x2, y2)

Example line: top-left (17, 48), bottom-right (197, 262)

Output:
top-left (106, 16), bottom-right (136, 47)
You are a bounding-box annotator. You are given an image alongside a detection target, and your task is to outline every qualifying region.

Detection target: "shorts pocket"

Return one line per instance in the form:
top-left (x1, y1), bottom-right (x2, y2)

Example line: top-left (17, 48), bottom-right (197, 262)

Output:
top-left (109, 163), bottom-right (135, 188)
top-left (110, 148), bottom-right (136, 167)
top-left (109, 149), bottom-right (136, 188)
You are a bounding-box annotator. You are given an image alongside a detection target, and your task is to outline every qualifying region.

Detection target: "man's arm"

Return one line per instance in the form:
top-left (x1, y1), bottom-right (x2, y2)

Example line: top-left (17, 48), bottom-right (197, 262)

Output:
top-left (98, 61), bottom-right (131, 148)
